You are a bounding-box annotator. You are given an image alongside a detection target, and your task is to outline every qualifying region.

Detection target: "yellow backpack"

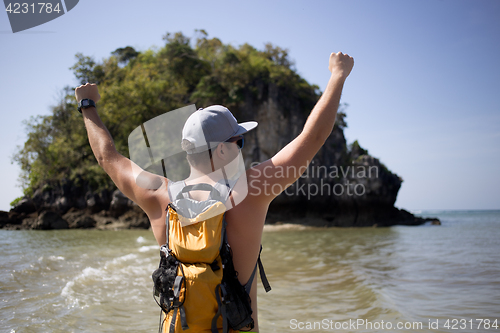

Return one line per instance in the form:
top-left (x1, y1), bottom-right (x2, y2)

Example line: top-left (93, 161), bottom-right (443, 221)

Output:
top-left (152, 181), bottom-right (270, 333)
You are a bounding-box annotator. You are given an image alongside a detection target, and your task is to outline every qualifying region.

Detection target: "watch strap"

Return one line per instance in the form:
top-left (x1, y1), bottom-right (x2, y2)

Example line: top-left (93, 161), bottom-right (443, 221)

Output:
top-left (77, 99), bottom-right (96, 113)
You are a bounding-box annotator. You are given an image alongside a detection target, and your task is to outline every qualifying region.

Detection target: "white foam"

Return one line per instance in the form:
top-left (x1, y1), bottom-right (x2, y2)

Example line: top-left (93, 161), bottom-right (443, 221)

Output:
top-left (61, 266), bottom-right (105, 307)
top-left (61, 257), bottom-right (131, 308)
top-left (61, 252), bottom-right (152, 308)
top-left (136, 236), bottom-right (147, 243)
top-left (138, 245), bottom-right (158, 252)
top-left (105, 253), bottom-right (138, 268)
top-left (61, 276), bottom-right (79, 307)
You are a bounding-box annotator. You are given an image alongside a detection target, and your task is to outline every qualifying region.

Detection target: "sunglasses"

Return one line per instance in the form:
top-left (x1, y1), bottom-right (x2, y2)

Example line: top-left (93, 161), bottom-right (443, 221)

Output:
top-left (225, 135), bottom-right (244, 149)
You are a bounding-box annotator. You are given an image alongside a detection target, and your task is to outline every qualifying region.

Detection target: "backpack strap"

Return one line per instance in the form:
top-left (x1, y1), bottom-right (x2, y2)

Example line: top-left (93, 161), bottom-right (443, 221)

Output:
top-left (220, 214), bottom-right (271, 295)
top-left (165, 206), bottom-right (171, 249)
top-left (171, 275), bottom-right (189, 332)
top-left (211, 245), bottom-right (271, 333)
top-left (213, 178), bottom-right (237, 203)
top-left (167, 180), bottom-right (186, 202)
top-left (244, 246), bottom-right (272, 294)
top-left (176, 183), bottom-right (223, 202)
top-left (168, 174), bottom-right (238, 203)
top-left (257, 252), bottom-right (272, 293)
top-left (165, 180), bottom-right (182, 250)
top-left (212, 285), bottom-right (229, 333)
top-left (169, 179), bottom-right (230, 203)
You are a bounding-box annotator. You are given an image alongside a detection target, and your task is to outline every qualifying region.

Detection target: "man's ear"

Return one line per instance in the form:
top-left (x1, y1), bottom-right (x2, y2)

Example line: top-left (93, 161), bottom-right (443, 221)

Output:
top-left (215, 142), bottom-right (226, 160)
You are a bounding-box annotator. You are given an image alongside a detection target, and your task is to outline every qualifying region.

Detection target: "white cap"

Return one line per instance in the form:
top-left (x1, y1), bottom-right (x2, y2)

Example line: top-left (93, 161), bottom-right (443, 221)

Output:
top-left (181, 105), bottom-right (258, 154)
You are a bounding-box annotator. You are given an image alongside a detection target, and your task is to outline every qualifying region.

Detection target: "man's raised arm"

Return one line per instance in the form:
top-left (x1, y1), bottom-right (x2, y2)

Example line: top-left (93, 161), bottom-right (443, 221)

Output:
top-left (74, 83), bottom-right (165, 216)
top-left (248, 52), bottom-right (354, 201)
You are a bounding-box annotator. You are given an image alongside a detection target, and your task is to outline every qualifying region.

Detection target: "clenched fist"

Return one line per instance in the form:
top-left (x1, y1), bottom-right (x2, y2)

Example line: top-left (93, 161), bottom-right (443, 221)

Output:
top-left (328, 52), bottom-right (354, 79)
top-left (75, 83), bottom-right (101, 103)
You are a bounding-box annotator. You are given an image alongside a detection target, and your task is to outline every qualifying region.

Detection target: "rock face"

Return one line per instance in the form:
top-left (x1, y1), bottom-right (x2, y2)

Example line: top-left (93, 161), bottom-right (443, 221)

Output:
top-left (235, 83), bottom-right (437, 227)
top-left (3, 82), bottom-right (439, 229)
top-left (2, 187), bottom-right (145, 230)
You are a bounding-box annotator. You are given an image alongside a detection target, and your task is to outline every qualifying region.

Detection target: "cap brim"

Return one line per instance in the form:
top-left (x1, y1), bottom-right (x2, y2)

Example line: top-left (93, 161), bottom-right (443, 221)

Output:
top-left (234, 121), bottom-right (258, 136)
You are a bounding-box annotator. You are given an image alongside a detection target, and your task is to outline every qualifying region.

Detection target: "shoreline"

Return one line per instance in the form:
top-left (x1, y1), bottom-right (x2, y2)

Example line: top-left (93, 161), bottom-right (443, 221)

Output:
top-left (0, 206), bottom-right (441, 231)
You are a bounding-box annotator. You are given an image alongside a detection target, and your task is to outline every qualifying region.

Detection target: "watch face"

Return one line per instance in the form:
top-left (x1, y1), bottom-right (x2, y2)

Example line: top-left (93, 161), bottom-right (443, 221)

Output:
top-left (82, 100), bottom-right (90, 107)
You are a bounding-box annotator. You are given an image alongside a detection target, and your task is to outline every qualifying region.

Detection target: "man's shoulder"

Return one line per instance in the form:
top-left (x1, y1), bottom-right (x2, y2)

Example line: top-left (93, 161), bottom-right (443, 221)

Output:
top-left (135, 177), bottom-right (170, 217)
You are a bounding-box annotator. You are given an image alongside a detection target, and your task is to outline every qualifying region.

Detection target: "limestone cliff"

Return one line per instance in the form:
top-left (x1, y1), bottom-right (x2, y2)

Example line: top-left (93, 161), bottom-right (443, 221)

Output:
top-left (234, 83), bottom-right (434, 227)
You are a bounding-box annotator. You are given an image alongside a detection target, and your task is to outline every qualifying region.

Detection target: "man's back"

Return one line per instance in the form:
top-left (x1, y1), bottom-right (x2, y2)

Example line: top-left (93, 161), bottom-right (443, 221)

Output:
top-left (145, 166), bottom-right (273, 330)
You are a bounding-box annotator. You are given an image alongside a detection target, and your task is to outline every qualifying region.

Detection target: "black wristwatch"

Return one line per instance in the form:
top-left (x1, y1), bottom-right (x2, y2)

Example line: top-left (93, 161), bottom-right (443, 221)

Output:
top-left (78, 99), bottom-right (96, 113)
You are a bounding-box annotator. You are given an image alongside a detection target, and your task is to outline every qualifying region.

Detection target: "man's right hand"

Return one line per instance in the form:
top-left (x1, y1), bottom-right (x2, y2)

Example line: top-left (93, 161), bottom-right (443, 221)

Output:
top-left (328, 52), bottom-right (354, 79)
top-left (75, 83), bottom-right (101, 103)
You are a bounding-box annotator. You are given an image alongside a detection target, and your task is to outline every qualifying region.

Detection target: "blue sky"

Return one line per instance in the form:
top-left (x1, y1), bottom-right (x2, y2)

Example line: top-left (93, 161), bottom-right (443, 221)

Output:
top-left (1, 0), bottom-right (499, 212)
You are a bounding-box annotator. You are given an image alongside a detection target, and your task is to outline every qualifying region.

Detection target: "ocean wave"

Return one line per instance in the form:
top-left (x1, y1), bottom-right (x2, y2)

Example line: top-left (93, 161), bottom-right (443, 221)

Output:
top-left (138, 245), bottom-right (158, 252)
top-left (61, 266), bottom-right (103, 308)
top-left (60, 253), bottom-right (144, 308)
top-left (136, 236), bottom-right (147, 243)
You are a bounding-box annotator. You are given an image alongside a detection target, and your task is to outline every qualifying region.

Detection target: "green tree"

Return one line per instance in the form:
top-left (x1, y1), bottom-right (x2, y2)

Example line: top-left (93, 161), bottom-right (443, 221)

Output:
top-left (70, 53), bottom-right (105, 84)
top-left (111, 46), bottom-right (139, 65)
top-left (13, 31), bottom-right (322, 197)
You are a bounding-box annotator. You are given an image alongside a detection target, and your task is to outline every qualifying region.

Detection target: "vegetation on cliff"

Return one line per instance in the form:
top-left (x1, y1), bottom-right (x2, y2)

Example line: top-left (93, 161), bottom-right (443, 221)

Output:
top-left (12, 31), bottom-right (325, 199)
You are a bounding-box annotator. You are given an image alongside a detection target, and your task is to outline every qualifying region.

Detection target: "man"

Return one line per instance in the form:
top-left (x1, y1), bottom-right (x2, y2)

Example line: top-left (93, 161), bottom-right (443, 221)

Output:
top-left (75, 52), bottom-right (353, 331)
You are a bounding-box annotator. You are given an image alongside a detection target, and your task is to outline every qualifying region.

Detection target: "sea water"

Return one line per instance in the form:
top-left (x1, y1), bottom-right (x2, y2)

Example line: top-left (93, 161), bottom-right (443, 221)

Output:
top-left (1, 210), bottom-right (499, 332)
